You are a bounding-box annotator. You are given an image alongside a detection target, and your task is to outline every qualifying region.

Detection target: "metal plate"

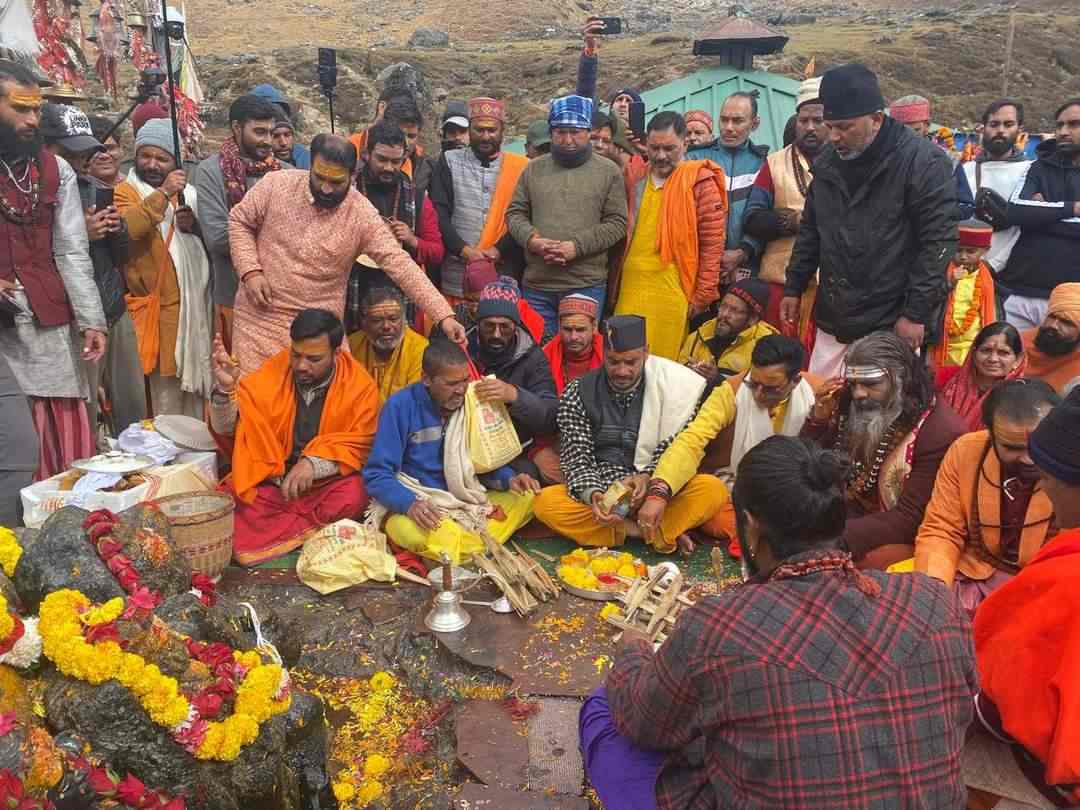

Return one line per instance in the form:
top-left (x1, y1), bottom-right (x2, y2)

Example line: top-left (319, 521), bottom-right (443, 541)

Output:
top-left (153, 414), bottom-right (216, 451)
top-left (557, 550), bottom-right (642, 602)
top-left (71, 451), bottom-right (156, 475)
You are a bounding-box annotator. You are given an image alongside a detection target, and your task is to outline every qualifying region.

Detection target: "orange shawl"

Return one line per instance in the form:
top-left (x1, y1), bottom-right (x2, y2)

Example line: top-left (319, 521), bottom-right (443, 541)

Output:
top-left (477, 152), bottom-right (528, 250)
top-left (350, 130), bottom-right (417, 178)
top-left (931, 260), bottom-right (997, 369)
top-left (656, 159), bottom-right (727, 301)
top-left (231, 349), bottom-right (379, 504)
top-left (1023, 328), bottom-right (1080, 393)
top-left (543, 332), bottom-right (604, 394)
top-left (975, 527), bottom-right (1080, 788)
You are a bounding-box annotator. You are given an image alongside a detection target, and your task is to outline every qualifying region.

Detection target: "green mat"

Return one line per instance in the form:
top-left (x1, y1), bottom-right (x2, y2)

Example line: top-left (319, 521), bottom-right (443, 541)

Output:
top-left (243, 533), bottom-right (741, 582)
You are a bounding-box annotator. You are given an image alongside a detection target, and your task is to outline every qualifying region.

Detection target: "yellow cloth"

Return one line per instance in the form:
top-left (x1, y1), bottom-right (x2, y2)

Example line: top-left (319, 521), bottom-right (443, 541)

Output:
top-left (887, 558), bottom-right (916, 573)
top-left (615, 179), bottom-right (687, 360)
top-left (533, 475), bottom-right (727, 554)
top-left (946, 273), bottom-right (982, 367)
top-left (652, 381), bottom-right (791, 495)
top-left (384, 490), bottom-right (535, 562)
top-left (348, 327), bottom-right (428, 404)
top-left (678, 320), bottom-right (778, 375)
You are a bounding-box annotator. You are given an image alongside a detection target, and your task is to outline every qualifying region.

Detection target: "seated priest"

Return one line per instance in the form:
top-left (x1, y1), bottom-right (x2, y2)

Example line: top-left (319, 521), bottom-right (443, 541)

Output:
top-left (969, 389), bottom-right (1080, 807)
top-left (543, 293), bottom-right (604, 395)
top-left (533, 315), bottom-right (726, 555)
top-left (678, 278), bottom-right (777, 384)
top-left (802, 330), bottom-right (966, 571)
top-left (467, 278), bottom-right (560, 484)
top-left (362, 340), bottom-right (539, 561)
top-left (639, 335), bottom-right (820, 556)
top-left (915, 379), bottom-right (1059, 614)
top-left (581, 436), bottom-right (977, 810)
top-left (1022, 282), bottom-right (1080, 393)
top-left (348, 286), bottom-right (429, 404)
top-left (210, 308), bottom-right (379, 565)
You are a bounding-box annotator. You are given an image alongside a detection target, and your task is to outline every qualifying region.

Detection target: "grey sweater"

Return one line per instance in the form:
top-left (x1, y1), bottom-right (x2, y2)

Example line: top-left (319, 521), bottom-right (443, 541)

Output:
top-left (506, 153), bottom-right (627, 292)
top-left (191, 154), bottom-right (260, 308)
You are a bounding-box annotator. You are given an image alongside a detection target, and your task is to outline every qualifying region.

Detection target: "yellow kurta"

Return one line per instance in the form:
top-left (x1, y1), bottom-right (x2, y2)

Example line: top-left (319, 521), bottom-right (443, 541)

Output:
top-left (945, 273), bottom-right (981, 367)
top-left (678, 320), bottom-right (778, 376)
top-left (615, 180), bottom-right (687, 360)
top-left (348, 327), bottom-right (428, 404)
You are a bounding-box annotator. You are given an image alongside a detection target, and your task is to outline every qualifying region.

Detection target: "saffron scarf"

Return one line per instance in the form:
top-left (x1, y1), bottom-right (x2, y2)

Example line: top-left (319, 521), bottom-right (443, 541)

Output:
top-left (975, 527), bottom-right (1080, 788)
top-left (656, 159), bottom-right (727, 301)
top-left (940, 344), bottom-right (1027, 432)
top-left (219, 136), bottom-right (282, 208)
top-left (476, 152), bottom-right (528, 250)
top-left (230, 349), bottom-right (379, 504)
top-left (543, 332), bottom-right (604, 394)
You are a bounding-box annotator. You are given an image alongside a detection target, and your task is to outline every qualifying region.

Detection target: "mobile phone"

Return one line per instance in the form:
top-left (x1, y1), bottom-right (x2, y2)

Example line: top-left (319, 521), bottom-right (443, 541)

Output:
top-left (592, 16), bottom-right (622, 35)
top-left (94, 186), bottom-right (114, 211)
top-left (628, 101), bottom-right (646, 137)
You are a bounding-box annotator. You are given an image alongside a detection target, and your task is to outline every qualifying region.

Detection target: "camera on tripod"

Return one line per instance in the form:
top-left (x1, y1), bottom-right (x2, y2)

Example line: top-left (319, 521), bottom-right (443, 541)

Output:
top-left (136, 67), bottom-right (167, 102)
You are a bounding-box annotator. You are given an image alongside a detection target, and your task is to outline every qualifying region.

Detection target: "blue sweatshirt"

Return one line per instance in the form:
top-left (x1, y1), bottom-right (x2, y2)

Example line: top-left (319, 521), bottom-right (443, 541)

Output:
top-left (688, 139), bottom-right (768, 259)
top-left (362, 382), bottom-right (515, 514)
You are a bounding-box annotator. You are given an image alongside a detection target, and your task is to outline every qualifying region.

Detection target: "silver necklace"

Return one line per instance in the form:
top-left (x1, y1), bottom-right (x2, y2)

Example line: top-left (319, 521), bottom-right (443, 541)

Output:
top-left (0, 158), bottom-right (33, 194)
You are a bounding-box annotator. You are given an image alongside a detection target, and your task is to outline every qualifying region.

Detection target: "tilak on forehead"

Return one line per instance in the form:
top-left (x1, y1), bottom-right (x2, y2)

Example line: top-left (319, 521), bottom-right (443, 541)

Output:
top-left (844, 364), bottom-right (889, 382)
top-left (312, 157), bottom-right (349, 182)
top-left (7, 87), bottom-right (42, 108)
top-left (366, 300), bottom-right (402, 317)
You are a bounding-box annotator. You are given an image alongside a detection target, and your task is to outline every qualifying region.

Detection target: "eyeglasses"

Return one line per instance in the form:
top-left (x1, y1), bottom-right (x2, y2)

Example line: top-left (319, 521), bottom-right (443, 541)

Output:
top-left (744, 377), bottom-right (793, 398)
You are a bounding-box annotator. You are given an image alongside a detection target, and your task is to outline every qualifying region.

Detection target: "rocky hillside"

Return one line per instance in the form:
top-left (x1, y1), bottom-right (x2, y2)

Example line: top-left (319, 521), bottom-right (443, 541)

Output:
top-left (76, 0), bottom-right (1075, 153)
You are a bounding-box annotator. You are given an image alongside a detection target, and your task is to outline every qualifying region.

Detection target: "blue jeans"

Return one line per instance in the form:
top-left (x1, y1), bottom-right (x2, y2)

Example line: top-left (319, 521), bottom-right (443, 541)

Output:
top-left (522, 284), bottom-right (607, 345)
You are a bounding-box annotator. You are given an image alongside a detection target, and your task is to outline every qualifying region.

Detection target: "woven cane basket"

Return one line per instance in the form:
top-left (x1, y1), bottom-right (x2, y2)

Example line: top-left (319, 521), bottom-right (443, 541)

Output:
top-left (152, 492), bottom-right (235, 578)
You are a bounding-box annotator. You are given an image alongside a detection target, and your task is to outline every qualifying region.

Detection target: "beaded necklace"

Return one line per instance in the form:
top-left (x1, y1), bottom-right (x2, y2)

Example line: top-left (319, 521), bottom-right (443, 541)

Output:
top-left (769, 550), bottom-right (881, 597)
top-left (0, 157), bottom-right (41, 224)
top-left (791, 145), bottom-right (814, 198)
top-left (838, 415), bottom-right (910, 498)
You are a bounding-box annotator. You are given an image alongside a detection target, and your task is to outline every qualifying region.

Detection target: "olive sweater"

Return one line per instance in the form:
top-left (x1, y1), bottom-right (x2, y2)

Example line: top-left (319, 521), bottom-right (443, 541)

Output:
top-left (506, 152), bottom-right (628, 292)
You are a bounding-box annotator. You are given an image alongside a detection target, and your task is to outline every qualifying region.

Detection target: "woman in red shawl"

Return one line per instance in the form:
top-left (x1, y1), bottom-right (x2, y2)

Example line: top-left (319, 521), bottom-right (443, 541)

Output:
top-left (938, 322), bottom-right (1026, 432)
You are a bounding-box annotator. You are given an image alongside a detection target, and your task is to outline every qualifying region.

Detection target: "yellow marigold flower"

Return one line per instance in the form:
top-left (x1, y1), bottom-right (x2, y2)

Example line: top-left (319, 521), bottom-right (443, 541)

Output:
top-left (197, 723), bottom-right (226, 760)
top-left (0, 599), bottom-right (14, 642)
top-left (368, 671), bottom-right (396, 692)
top-left (357, 779), bottom-right (384, 804)
top-left (363, 753), bottom-right (390, 778)
top-left (588, 556), bottom-right (619, 575)
top-left (616, 563), bottom-right (639, 578)
top-left (598, 603), bottom-right (622, 621)
top-left (0, 527), bottom-right (22, 578)
top-left (81, 598), bottom-right (124, 627)
top-left (332, 781), bottom-right (356, 802)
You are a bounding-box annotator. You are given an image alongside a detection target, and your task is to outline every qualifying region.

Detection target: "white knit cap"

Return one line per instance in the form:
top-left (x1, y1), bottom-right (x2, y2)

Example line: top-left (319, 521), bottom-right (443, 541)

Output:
top-left (797, 77), bottom-right (822, 110)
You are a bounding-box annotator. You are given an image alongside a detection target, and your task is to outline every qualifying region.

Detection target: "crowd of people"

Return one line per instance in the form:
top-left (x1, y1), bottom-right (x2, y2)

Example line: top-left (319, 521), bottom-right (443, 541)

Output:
top-left (3, 24), bottom-right (1080, 806)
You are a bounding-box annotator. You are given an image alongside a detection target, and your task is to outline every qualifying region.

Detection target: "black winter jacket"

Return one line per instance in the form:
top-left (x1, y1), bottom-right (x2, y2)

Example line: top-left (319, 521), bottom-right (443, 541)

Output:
top-left (468, 326), bottom-right (558, 445)
top-left (1000, 139), bottom-right (1080, 298)
top-left (784, 117), bottom-right (957, 343)
top-left (77, 176), bottom-right (129, 326)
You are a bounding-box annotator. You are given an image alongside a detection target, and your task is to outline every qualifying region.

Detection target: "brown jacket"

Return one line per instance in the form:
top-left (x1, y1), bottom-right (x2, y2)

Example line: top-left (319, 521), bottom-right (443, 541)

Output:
top-left (116, 181), bottom-right (181, 377)
top-left (608, 159), bottom-right (727, 311)
top-left (914, 430), bottom-right (1055, 586)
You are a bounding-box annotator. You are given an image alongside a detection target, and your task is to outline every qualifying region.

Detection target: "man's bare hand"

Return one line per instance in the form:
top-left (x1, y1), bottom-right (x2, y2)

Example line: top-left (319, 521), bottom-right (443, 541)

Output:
top-left (82, 329), bottom-right (107, 362)
top-left (244, 273), bottom-right (273, 309)
top-left (721, 249), bottom-right (746, 275)
top-left (543, 241), bottom-right (578, 266)
top-left (590, 492), bottom-right (623, 527)
top-left (281, 458), bottom-right (315, 501)
top-left (211, 333), bottom-right (241, 393)
top-left (408, 498), bottom-right (444, 531)
top-left (473, 377), bottom-right (518, 404)
top-left (175, 205), bottom-right (196, 234)
top-left (84, 206), bottom-right (118, 241)
top-left (635, 495), bottom-right (667, 545)
top-left (509, 473), bottom-right (541, 494)
top-left (622, 472), bottom-right (650, 511)
top-left (686, 359), bottom-right (721, 384)
top-left (582, 17), bottom-right (604, 50)
top-left (779, 295), bottom-right (801, 327)
top-left (527, 235), bottom-right (557, 256)
top-left (461, 245), bottom-right (484, 262)
top-left (812, 377), bottom-right (846, 423)
top-left (439, 317), bottom-right (468, 346)
top-left (388, 218), bottom-right (418, 250)
top-left (160, 170), bottom-right (187, 198)
top-left (894, 316), bottom-right (925, 351)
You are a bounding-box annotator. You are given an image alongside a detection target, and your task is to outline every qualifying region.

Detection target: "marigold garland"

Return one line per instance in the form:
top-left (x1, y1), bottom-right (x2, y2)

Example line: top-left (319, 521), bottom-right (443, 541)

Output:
top-left (948, 268), bottom-right (987, 338)
top-left (39, 589), bottom-right (290, 762)
top-left (0, 527), bottom-right (22, 578)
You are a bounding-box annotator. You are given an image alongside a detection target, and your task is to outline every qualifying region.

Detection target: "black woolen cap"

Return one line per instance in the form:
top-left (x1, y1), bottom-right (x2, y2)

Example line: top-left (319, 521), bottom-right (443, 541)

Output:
top-left (820, 64), bottom-right (886, 121)
top-left (604, 315), bottom-right (647, 352)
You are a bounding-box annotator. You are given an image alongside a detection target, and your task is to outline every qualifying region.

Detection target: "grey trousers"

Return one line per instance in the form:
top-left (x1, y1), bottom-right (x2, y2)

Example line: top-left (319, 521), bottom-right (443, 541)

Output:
top-left (84, 312), bottom-right (147, 439)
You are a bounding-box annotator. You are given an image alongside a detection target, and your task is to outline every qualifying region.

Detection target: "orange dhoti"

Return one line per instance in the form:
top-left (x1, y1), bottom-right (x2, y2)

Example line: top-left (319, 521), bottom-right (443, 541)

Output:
top-left (228, 474), bottom-right (369, 566)
top-left (534, 474), bottom-right (728, 554)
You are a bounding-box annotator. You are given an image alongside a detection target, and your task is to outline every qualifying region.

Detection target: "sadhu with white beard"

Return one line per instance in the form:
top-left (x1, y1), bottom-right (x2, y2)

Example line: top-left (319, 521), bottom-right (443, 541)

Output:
top-left (802, 331), bottom-right (966, 570)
